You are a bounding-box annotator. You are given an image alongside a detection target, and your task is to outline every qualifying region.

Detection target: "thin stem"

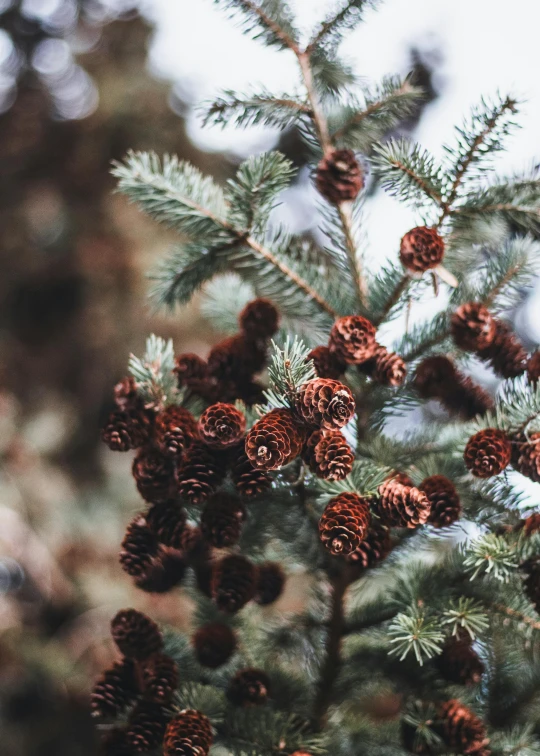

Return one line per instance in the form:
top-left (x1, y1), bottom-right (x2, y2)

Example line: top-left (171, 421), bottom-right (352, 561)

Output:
top-left (491, 602), bottom-right (540, 631)
top-left (330, 84), bottom-right (413, 142)
top-left (337, 203), bottom-right (369, 307)
top-left (297, 52), bottom-right (332, 151)
top-left (235, 0), bottom-right (300, 52)
top-left (373, 274), bottom-right (411, 326)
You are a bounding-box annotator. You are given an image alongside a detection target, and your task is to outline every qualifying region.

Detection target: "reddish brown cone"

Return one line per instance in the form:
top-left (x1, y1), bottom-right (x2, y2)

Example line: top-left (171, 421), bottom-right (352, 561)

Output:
top-left (477, 319), bottom-right (528, 379)
top-left (511, 432), bottom-right (540, 482)
top-left (146, 499), bottom-right (186, 549)
top-left (399, 226), bottom-right (445, 273)
top-left (198, 403), bottom-right (246, 449)
top-left (527, 351), bottom-right (540, 385)
top-left (245, 408), bottom-right (306, 470)
top-left (308, 345), bottom-right (347, 379)
top-left (119, 515), bottom-right (158, 579)
top-left (142, 652), bottom-right (178, 704)
top-left (193, 623), bottom-right (237, 668)
top-left (230, 442), bottom-right (273, 496)
top-left (174, 353), bottom-right (209, 385)
top-left (437, 634), bottom-right (484, 686)
top-left (303, 429), bottom-right (354, 481)
top-left (163, 709), bottom-right (213, 756)
top-left (296, 378), bottom-right (355, 430)
top-left (239, 298), bottom-right (280, 340)
top-left (211, 554), bottom-right (257, 613)
top-left (110, 608), bottom-right (163, 661)
top-left (329, 315), bottom-right (377, 365)
top-left (114, 376), bottom-right (140, 410)
top-left (132, 448), bottom-right (175, 503)
top-left (519, 512), bottom-right (540, 536)
top-left (155, 406), bottom-right (197, 459)
top-left (254, 562), bottom-right (286, 606)
top-left (134, 546), bottom-right (187, 594)
top-left (315, 149), bottom-right (364, 204)
top-left (319, 493), bottom-right (371, 555)
top-left (228, 668), bottom-right (271, 706)
top-left (126, 700), bottom-right (170, 752)
top-left (435, 700), bottom-right (489, 756)
top-left (451, 303), bottom-right (495, 351)
top-left (102, 408), bottom-right (151, 452)
top-left (176, 441), bottom-right (227, 504)
top-left (376, 480), bottom-right (431, 528)
top-left (91, 658), bottom-right (139, 718)
top-left (200, 493), bottom-right (246, 548)
top-left (464, 428), bottom-right (511, 478)
top-left (421, 475), bottom-right (462, 527)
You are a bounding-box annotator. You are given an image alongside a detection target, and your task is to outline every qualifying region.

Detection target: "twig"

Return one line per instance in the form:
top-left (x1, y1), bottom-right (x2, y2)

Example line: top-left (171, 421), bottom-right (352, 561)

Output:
top-left (491, 602), bottom-right (540, 631)
top-left (330, 83), bottom-right (414, 142)
top-left (373, 274), bottom-right (411, 326)
top-left (235, 0), bottom-right (300, 52)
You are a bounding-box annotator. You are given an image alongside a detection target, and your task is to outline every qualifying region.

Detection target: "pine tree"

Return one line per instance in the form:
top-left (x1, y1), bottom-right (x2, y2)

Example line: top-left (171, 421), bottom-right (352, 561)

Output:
top-left (95, 2), bottom-right (540, 755)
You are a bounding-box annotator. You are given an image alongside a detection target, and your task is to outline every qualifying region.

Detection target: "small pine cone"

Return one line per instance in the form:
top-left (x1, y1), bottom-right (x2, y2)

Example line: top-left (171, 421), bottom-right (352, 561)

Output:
top-left (174, 353), bottom-right (209, 386)
top-left (346, 521), bottom-right (392, 569)
top-left (114, 376), bottom-right (140, 410)
top-left (102, 408), bottom-right (151, 452)
top-left (319, 493), bottom-right (371, 555)
top-left (163, 709), bottom-right (213, 756)
top-left (436, 699), bottom-right (490, 756)
top-left (478, 320), bottom-right (528, 379)
top-left (527, 351), bottom-right (540, 385)
top-left (176, 441), bottom-right (227, 504)
top-left (198, 403), bottom-right (246, 449)
top-left (519, 512), bottom-right (540, 536)
top-left (308, 345), bottom-right (347, 379)
top-left (388, 472), bottom-right (415, 487)
top-left (443, 375), bottom-right (494, 420)
top-left (437, 634), bottom-right (484, 686)
top-left (208, 334), bottom-right (266, 382)
top-left (513, 434), bottom-right (540, 483)
top-left (464, 428), bottom-right (511, 478)
top-left (155, 406), bottom-right (198, 459)
top-left (230, 442), bottom-right (272, 496)
top-left (135, 547), bottom-right (187, 594)
top-left (522, 555), bottom-right (540, 612)
top-left (451, 303), bottom-right (495, 351)
top-left (414, 355), bottom-right (457, 399)
top-left (399, 226), bottom-right (445, 273)
top-left (245, 408), bottom-right (306, 470)
top-left (91, 658), bottom-right (139, 718)
top-left (126, 700), bottom-right (170, 753)
top-left (420, 475), bottom-right (462, 528)
top-left (329, 315), bottom-right (377, 365)
top-left (211, 554), bottom-right (257, 613)
top-left (146, 500), bottom-right (186, 549)
top-left (254, 562), bottom-right (285, 606)
top-left (239, 298), bottom-right (280, 340)
top-left (296, 378), bottom-right (355, 430)
top-left (234, 379), bottom-right (267, 407)
top-left (228, 668), bottom-right (271, 706)
top-left (193, 622), bottom-right (237, 668)
top-left (303, 429), bottom-right (354, 481)
top-left (100, 728), bottom-right (132, 756)
top-left (110, 608), bottom-right (163, 661)
top-left (360, 344), bottom-right (407, 387)
top-left (119, 515), bottom-right (158, 578)
top-left (200, 493), bottom-right (246, 548)
top-left (376, 481), bottom-right (431, 528)
top-left (142, 653), bottom-right (178, 704)
top-left (315, 148), bottom-right (364, 204)
top-left (133, 448), bottom-right (175, 503)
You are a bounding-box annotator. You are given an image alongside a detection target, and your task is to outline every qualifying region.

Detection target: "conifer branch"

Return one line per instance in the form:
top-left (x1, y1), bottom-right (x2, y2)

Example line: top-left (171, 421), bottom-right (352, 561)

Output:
top-left (373, 274), bottom-right (411, 326)
top-left (306, 0), bottom-right (377, 54)
top-left (491, 603), bottom-right (540, 631)
top-left (216, 0), bottom-right (300, 52)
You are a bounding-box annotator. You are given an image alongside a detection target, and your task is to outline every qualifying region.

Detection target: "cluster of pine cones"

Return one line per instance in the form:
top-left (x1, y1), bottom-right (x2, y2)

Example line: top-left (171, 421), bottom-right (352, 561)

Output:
top-left (403, 698), bottom-right (490, 756)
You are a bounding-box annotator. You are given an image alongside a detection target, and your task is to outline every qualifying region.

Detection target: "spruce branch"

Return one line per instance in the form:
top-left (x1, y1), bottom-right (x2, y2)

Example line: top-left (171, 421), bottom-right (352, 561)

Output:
top-left (441, 597), bottom-right (489, 640)
top-left (372, 139), bottom-right (445, 209)
top-left (201, 88), bottom-right (312, 130)
top-left (128, 334), bottom-right (180, 409)
top-left (214, 0), bottom-right (300, 51)
top-left (306, 0), bottom-right (380, 54)
top-left (264, 336), bottom-right (316, 410)
top-left (463, 534), bottom-right (519, 583)
top-left (388, 609), bottom-right (445, 665)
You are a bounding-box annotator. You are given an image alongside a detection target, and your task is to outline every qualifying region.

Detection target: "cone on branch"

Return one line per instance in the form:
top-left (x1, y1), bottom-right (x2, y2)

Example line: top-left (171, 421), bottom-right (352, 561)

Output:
top-left (329, 315), bottom-right (377, 364)
top-left (521, 555), bottom-right (540, 612)
top-left (346, 521), bottom-right (392, 569)
top-left (451, 303), bottom-right (495, 351)
top-left (200, 492), bottom-right (246, 548)
top-left (142, 652), bottom-right (178, 704)
top-left (519, 512), bottom-right (540, 535)
top-left (176, 441), bottom-right (227, 504)
top-left (239, 298), bottom-right (280, 340)
top-left (146, 499), bottom-right (186, 549)
top-left (464, 428), bottom-right (511, 478)
top-left (230, 442), bottom-right (273, 496)
top-left (110, 608), bottom-right (163, 661)
top-left (308, 345), bottom-right (347, 379)
top-left (174, 353), bottom-right (209, 385)
top-left (208, 334), bottom-right (266, 383)
top-left (437, 634), bottom-right (484, 686)
top-left (303, 429), bottom-right (354, 481)
top-left (119, 515), bottom-right (158, 579)
top-left (420, 475), bottom-right (462, 528)
top-left (134, 546), bottom-right (187, 594)
top-left (211, 554), bottom-right (257, 613)
top-left (315, 148), bottom-right (364, 204)
top-left (163, 709), bottom-right (213, 756)
top-left (414, 355), bottom-right (493, 420)
top-left (435, 699), bottom-right (490, 756)
top-left (193, 622), bottom-right (237, 668)
top-left (510, 432), bottom-right (540, 482)
top-left (245, 408), bottom-right (306, 470)
top-left (477, 320), bottom-right (528, 379)
top-left (102, 408), bottom-right (152, 452)
top-left (114, 376), bottom-right (141, 410)
top-left (399, 226), bottom-right (445, 273)
top-left (198, 402), bottom-right (246, 449)
top-left (254, 562), bottom-right (286, 606)
top-left (296, 377), bottom-right (355, 430)
top-left (155, 405), bottom-right (198, 459)
top-left (360, 344), bottom-right (407, 387)
top-left (376, 480), bottom-right (431, 528)
top-left (227, 668), bottom-right (271, 706)
top-left (91, 658), bottom-right (139, 719)
top-left (126, 700), bottom-right (170, 753)
top-left (132, 448), bottom-right (176, 503)
top-left (319, 493), bottom-right (371, 556)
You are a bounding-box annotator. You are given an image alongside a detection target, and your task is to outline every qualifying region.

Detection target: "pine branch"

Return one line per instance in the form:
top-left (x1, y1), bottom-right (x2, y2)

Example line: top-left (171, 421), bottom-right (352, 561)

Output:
top-left (372, 139), bottom-right (445, 209)
top-left (128, 334), bottom-right (179, 409)
top-left (214, 0), bottom-right (300, 51)
top-left (306, 0), bottom-right (379, 54)
top-left (201, 89), bottom-right (312, 130)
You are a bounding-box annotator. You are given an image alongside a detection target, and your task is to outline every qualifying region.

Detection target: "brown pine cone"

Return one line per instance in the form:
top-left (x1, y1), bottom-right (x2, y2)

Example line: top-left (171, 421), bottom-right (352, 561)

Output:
top-left (100, 728), bottom-right (132, 756)
top-left (91, 658), bottom-right (139, 719)
top-left (114, 376), bottom-right (140, 410)
top-left (142, 653), bottom-right (178, 704)
top-left (132, 448), bottom-right (175, 503)
top-left (174, 353), bottom-right (209, 386)
top-left (399, 226), bottom-right (445, 273)
top-left (198, 403), bottom-right (246, 449)
top-left (370, 346), bottom-right (407, 387)
top-left (303, 429), bottom-right (354, 481)
top-left (211, 554), bottom-right (257, 613)
top-left (435, 700), bottom-right (489, 756)
top-left (308, 345), bottom-right (347, 379)
top-left (522, 555), bottom-right (540, 611)
top-left (451, 303), bottom-right (495, 352)
top-left (180, 526), bottom-right (212, 565)
top-left (315, 149), bottom-right (364, 204)
top-left (346, 521), bottom-right (392, 569)
top-left (110, 608), bottom-right (163, 661)
top-left (527, 351), bottom-right (540, 385)
top-left (510, 432), bottom-right (540, 482)
top-left (163, 709), bottom-right (213, 756)
top-left (119, 515), bottom-right (158, 579)
top-left (102, 408), bottom-right (152, 452)
top-left (478, 320), bottom-right (528, 379)
top-left (134, 547), bottom-right (187, 594)
top-left (376, 480), bottom-right (431, 528)
top-left (155, 406), bottom-right (198, 459)
top-left (200, 493), bottom-right (246, 548)
top-left (230, 442), bottom-right (273, 496)
top-left (193, 622), bottom-right (237, 668)
top-left (319, 493), bottom-right (371, 555)
top-left (239, 298), bottom-right (280, 340)
top-left (245, 408), bottom-right (306, 470)
top-left (254, 562), bottom-right (286, 606)
top-left (437, 634), bottom-right (484, 686)
top-left (519, 512), bottom-right (540, 536)
top-left (329, 315), bottom-right (377, 364)
top-left (208, 334), bottom-right (266, 382)
top-left (420, 475), bottom-right (462, 528)
top-left (296, 377), bottom-right (355, 430)
top-left (443, 375), bottom-right (494, 420)
top-left (176, 441), bottom-right (227, 504)
top-left (126, 700), bottom-right (170, 753)
top-left (146, 499), bottom-right (186, 549)
top-left (414, 355), bottom-right (457, 399)
top-left (464, 428), bottom-right (511, 478)
top-left (228, 668), bottom-right (271, 706)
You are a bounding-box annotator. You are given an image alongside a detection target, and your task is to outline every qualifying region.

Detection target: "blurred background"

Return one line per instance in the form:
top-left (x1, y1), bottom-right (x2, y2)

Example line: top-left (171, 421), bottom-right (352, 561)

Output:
top-left (0, 1), bottom-right (538, 753)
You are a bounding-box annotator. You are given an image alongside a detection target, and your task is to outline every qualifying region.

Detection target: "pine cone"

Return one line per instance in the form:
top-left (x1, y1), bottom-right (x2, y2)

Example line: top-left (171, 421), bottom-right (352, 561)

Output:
top-left (329, 315), bottom-right (377, 364)
top-left (146, 499), bottom-right (186, 549)
top-left (527, 351), bottom-right (540, 385)
top-left (254, 562), bottom-right (286, 606)
top-left (464, 428), bottom-right (511, 478)
top-left (436, 699), bottom-right (489, 756)
top-left (308, 345), bottom-right (347, 379)
top-left (369, 346), bottom-right (407, 387)
top-left (91, 658), bottom-right (139, 718)
top-left (239, 298), bottom-right (280, 340)
top-left (193, 622), bottom-right (237, 668)
top-left (230, 442), bottom-right (273, 496)
top-left (228, 668), bottom-right (271, 706)
top-left (478, 320), bottom-right (527, 378)
top-left (176, 441), bottom-right (227, 504)
top-left (142, 653), bottom-right (178, 704)
top-left (245, 408), bottom-right (306, 470)
top-left (451, 303), bottom-right (495, 351)
top-left (303, 429), bottom-right (354, 481)
top-left (414, 355), bottom-right (493, 419)
top-left (110, 608), bottom-right (163, 661)
top-left (100, 728), bottom-right (133, 756)
top-left (399, 226), bottom-right (445, 273)
top-left (114, 376), bottom-right (140, 410)
top-left (346, 521), bottom-right (392, 569)
top-left (437, 634), bottom-right (484, 686)
top-left (420, 475), bottom-right (462, 528)
top-left (198, 403), bottom-right (246, 449)
top-left (376, 481), bottom-right (431, 528)
top-left (319, 493), bottom-right (371, 555)
top-left (174, 353), bottom-right (209, 386)
top-left (443, 375), bottom-right (494, 420)
top-left (296, 378), bottom-right (355, 430)
top-left (522, 555), bottom-right (540, 611)
top-left (315, 149), bottom-right (364, 203)
top-left (519, 512), bottom-right (540, 536)
top-left (414, 355), bottom-right (457, 399)
top-left (119, 515), bottom-right (158, 578)
top-left (211, 554), bottom-right (257, 613)
top-left (155, 406), bottom-right (198, 459)
top-left (132, 448), bottom-right (175, 503)
top-left (510, 432), bottom-right (540, 482)
top-left (208, 334), bottom-right (266, 382)
top-left (102, 408), bottom-right (151, 452)
top-left (163, 709), bottom-right (213, 756)
top-left (126, 700), bottom-right (170, 753)
top-left (134, 547), bottom-right (187, 594)
top-left (200, 493), bottom-right (246, 548)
